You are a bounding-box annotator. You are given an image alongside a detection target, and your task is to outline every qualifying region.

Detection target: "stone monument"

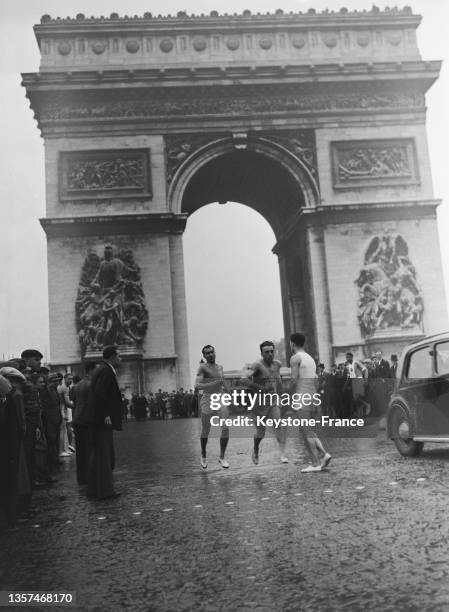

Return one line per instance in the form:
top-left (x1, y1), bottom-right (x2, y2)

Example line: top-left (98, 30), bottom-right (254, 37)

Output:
top-left (22, 7), bottom-right (448, 389)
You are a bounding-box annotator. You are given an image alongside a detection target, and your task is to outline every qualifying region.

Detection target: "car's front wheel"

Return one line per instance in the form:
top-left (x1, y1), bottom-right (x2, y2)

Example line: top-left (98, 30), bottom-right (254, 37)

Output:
top-left (390, 404), bottom-right (423, 457)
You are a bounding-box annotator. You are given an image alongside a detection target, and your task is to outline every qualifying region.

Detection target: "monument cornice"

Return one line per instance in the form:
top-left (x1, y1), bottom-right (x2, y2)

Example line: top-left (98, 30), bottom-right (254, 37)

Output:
top-left (22, 60), bottom-right (439, 90)
top-left (36, 7), bottom-right (419, 30)
top-left (273, 199), bottom-right (441, 253)
top-left (40, 213), bottom-right (188, 237)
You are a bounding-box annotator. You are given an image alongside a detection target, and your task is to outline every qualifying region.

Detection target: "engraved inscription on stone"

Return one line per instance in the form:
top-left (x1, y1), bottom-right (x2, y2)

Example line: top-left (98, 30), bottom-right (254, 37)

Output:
top-left (356, 234), bottom-right (423, 337)
top-left (59, 149), bottom-right (152, 200)
top-left (332, 139), bottom-right (418, 188)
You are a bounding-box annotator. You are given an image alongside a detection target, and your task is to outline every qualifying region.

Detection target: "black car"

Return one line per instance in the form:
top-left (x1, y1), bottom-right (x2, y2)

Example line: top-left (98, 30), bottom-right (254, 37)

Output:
top-left (387, 332), bottom-right (449, 456)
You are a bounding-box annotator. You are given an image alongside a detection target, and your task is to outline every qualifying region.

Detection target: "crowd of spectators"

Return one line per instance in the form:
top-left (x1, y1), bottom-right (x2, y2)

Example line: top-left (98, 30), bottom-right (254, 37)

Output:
top-left (316, 350), bottom-right (398, 420)
top-left (0, 347), bottom-right (202, 530)
top-left (125, 389), bottom-right (199, 421)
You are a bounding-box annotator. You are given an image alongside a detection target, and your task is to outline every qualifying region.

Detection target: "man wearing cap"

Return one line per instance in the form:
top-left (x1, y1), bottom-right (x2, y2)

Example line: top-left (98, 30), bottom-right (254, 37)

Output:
top-left (20, 349), bottom-right (43, 488)
top-left (86, 346), bottom-right (123, 500)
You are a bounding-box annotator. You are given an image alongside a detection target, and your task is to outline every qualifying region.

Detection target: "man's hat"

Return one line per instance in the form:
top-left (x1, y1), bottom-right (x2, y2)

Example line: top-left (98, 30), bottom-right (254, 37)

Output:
top-left (0, 366), bottom-right (26, 381)
top-left (21, 349), bottom-right (43, 360)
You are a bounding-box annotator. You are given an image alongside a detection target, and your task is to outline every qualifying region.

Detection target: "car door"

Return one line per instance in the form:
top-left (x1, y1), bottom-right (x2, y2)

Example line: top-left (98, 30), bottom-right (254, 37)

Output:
top-left (427, 340), bottom-right (449, 436)
top-left (402, 345), bottom-right (435, 435)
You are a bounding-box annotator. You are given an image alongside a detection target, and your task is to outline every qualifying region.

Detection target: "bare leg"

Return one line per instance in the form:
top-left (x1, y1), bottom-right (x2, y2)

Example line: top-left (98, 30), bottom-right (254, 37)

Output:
top-left (219, 426), bottom-right (229, 459)
top-left (299, 426), bottom-right (321, 466)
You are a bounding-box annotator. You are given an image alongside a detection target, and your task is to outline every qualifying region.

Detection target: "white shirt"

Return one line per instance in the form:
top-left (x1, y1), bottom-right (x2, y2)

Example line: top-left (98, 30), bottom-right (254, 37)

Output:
top-left (290, 350), bottom-right (317, 394)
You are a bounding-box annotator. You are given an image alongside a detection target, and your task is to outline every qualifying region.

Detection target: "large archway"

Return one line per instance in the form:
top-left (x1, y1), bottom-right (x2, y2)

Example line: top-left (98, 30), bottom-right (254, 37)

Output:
top-left (170, 138), bottom-right (319, 382)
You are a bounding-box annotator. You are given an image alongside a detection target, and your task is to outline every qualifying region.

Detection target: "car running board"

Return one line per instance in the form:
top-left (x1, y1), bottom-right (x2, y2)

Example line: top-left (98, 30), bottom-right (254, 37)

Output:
top-left (413, 437), bottom-right (449, 442)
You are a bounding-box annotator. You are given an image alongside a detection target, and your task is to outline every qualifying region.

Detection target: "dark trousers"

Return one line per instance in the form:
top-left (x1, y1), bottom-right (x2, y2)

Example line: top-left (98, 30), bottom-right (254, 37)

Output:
top-left (23, 424), bottom-right (37, 487)
top-left (44, 422), bottom-right (60, 473)
top-left (86, 427), bottom-right (115, 500)
top-left (73, 424), bottom-right (89, 486)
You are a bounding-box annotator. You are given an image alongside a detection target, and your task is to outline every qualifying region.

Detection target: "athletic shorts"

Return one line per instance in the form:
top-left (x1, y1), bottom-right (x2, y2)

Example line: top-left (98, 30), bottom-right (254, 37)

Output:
top-left (199, 393), bottom-right (230, 418)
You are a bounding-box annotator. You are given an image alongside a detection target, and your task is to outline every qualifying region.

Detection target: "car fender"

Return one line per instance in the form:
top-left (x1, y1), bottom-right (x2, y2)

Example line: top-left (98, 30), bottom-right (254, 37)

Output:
top-left (387, 397), bottom-right (418, 439)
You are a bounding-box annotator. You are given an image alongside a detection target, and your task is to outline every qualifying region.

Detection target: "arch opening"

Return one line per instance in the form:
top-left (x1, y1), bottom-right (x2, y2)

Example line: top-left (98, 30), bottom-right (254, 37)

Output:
top-left (183, 201), bottom-right (284, 374)
top-left (180, 148), bottom-right (307, 240)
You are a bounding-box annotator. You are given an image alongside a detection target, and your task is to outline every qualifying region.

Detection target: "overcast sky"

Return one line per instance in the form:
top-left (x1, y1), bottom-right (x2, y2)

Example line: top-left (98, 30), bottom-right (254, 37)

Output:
top-left (0, 0), bottom-right (448, 377)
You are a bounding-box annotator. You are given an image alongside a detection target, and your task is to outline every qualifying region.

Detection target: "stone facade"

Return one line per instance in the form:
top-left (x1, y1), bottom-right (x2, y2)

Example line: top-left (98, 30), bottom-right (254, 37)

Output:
top-left (22, 8), bottom-right (447, 390)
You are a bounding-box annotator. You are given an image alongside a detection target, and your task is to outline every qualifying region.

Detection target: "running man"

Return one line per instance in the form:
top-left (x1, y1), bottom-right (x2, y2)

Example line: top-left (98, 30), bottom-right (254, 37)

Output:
top-left (243, 341), bottom-right (288, 465)
top-left (195, 345), bottom-right (230, 469)
top-left (345, 352), bottom-right (370, 418)
top-left (290, 332), bottom-right (331, 473)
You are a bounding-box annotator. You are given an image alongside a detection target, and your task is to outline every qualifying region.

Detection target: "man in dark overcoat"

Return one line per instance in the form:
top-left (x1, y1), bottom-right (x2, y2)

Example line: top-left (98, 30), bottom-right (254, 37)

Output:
top-left (86, 346), bottom-right (123, 501)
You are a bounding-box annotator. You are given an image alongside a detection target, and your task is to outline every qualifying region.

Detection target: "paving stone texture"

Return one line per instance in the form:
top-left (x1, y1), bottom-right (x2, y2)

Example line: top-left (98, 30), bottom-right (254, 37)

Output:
top-left (1, 419), bottom-right (449, 612)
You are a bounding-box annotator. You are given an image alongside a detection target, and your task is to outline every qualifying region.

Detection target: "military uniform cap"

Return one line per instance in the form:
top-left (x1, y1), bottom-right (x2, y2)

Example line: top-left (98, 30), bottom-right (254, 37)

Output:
top-left (21, 349), bottom-right (43, 360)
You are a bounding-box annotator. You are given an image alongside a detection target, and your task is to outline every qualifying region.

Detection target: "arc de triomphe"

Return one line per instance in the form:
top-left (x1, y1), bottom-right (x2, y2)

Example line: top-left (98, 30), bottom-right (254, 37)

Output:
top-left (22, 7), bottom-right (447, 391)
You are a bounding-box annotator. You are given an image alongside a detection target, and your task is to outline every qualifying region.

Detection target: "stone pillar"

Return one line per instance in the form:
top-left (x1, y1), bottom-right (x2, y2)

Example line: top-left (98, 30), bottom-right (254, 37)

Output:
top-left (168, 232), bottom-right (191, 388)
top-left (304, 226), bottom-right (333, 365)
top-left (277, 253), bottom-right (292, 362)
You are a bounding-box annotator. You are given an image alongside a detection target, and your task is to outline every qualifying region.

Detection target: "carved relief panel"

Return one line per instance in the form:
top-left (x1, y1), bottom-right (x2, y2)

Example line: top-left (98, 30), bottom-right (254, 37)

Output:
top-left (331, 139), bottom-right (419, 189)
top-left (356, 234), bottom-right (423, 338)
top-left (76, 244), bottom-right (148, 355)
top-left (59, 149), bottom-right (152, 201)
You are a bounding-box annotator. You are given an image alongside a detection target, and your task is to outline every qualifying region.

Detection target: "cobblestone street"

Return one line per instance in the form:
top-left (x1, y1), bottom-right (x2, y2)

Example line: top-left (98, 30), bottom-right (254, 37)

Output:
top-left (1, 419), bottom-right (449, 612)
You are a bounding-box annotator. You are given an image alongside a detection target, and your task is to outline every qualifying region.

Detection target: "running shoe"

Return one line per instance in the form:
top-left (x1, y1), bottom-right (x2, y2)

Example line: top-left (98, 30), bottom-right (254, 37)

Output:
top-left (68, 445), bottom-right (76, 453)
top-left (218, 458), bottom-right (230, 469)
top-left (59, 452), bottom-right (71, 457)
top-left (200, 457), bottom-right (207, 469)
top-left (281, 456), bottom-right (289, 464)
top-left (300, 465), bottom-right (322, 473)
top-left (321, 453), bottom-right (332, 469)
top-left (251, 449), bottom-right (259, 465)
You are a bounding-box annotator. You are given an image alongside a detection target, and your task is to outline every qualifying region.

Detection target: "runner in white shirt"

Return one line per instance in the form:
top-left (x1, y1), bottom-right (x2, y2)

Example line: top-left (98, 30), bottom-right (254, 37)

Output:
top-left (345, 352), bottom-right (369, 417)
top-left (290, 332), bottom-right (331, 473)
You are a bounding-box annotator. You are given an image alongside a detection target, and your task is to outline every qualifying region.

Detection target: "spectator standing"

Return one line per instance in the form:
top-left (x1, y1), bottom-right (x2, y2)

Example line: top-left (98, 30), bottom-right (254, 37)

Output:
top-left (39, 372), bottom-right (62, 475)
top-left (20, 349), bottom-right (43, 489)
top-left (73, 363), bottom-right (97, 486)
top-left (86, 346), bottom-right (123, 501)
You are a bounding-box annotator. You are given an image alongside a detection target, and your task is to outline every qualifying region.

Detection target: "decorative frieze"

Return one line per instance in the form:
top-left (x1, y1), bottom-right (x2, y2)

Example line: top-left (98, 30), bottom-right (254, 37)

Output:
top-left (331, 139), bottom-right (419, 189)
top-left (164, 129), bottom-right (317, 185)
top-left (37, 86), bottom-right (424, 125)
top-left (59, 149), bottom-right (152, 201)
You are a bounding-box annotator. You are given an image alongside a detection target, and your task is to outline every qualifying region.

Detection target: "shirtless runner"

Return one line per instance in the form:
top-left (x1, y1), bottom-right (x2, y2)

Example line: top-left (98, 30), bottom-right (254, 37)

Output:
top-left (243, 341), bottom-right (288, 465)
top-left (195, 345), bottom-right (230, 469)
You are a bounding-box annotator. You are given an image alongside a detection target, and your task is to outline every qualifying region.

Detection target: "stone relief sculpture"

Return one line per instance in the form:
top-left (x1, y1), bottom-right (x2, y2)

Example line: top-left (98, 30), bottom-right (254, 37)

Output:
top-left (76, 244), bottom-right (148, 354)
top-left (338, 143), bottom-right (412, 182)
top-left (67, 157), bottom-right (145, 190)
top-left (41, 89), bottom-right (424, 123)
top-left (356, 234), bottom-right (423, 337)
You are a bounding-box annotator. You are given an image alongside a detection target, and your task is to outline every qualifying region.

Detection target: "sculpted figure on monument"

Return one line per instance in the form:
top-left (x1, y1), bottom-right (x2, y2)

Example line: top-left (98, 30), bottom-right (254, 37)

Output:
top-left (67, 157), bottom-right (144, 190)
top-left (76, 245), bottom-right (148, 354)
top-left (356, 234), bottom-right (423, 337)
top-left (338, 144), bottom-right (411, 182)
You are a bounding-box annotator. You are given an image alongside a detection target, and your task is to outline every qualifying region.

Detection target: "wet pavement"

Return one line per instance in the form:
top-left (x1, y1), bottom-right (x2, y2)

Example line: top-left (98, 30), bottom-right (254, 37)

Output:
top-left (1, 418), bottom-right (449, 612)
